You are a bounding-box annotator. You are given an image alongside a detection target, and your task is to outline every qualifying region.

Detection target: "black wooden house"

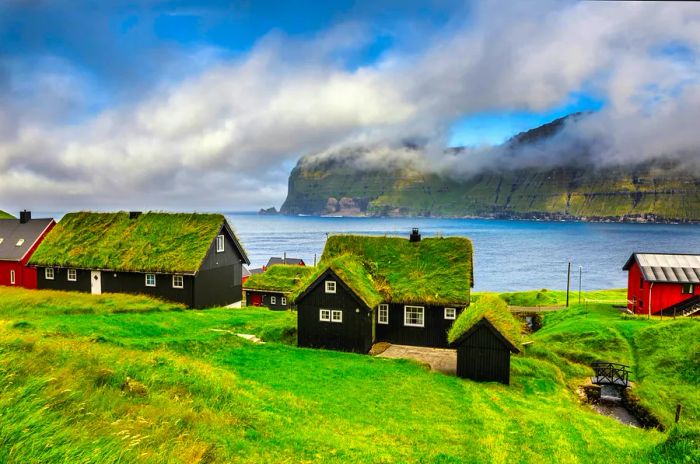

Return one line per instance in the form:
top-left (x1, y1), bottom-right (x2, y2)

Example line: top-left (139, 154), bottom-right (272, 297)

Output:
top-left (293, 231), bottom-right (474, 353)
top-left (244, 264), bottom-right (313, 310)
top-left (29, 211), bottom-right (249, 308)
top-left (448, 295), bottom-right (521, 385)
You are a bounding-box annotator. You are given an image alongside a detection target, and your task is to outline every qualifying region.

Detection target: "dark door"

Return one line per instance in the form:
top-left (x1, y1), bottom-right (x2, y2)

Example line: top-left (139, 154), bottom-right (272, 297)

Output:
top-left (250, 293), bottom-right (262, 306)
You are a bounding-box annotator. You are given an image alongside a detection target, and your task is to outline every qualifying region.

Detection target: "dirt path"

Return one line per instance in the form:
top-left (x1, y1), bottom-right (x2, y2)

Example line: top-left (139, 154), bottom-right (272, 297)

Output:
top-left (377, 344), bottom-right (456, 375)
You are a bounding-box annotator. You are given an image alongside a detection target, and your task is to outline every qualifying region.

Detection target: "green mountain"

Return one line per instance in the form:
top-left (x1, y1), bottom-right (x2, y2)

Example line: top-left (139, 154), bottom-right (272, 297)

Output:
top-left (281, 117), bottom-right (700, 222)
top-left (0, 210), bottom-right (14, 219)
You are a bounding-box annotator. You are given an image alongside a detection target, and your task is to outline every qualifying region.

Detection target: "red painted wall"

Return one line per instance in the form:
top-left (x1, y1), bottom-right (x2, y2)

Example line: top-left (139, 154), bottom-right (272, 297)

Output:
top-left (0, 220), bottom-right (54, 290)
top-left (626, 261), bottom-right (700, 315)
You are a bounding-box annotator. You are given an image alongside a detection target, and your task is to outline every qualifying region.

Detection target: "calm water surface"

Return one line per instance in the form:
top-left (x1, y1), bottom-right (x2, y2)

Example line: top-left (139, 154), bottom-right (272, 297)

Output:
top-left (228, 213), bottom-right (700, 292)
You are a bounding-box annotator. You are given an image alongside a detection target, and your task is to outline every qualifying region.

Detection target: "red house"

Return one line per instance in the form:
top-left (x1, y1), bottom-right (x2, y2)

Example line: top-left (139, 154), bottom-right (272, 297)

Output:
top-left (623, 253), bottom-right (700, 317)
top-left (0, 211), bottom-right (55, 289)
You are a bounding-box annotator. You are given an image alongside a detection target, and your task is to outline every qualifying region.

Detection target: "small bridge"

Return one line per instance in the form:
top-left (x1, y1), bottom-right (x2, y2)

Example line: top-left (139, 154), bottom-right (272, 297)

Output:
top-left (591, 362), bottom-right (630, 388)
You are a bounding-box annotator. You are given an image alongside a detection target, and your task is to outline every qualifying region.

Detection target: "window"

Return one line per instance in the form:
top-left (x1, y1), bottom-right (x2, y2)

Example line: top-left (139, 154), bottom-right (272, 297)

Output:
top-left (145, 274), bottom-right (156, 287)
top-left (404, 306), bottom-right (424, 327)
top-left (639, 300), bottom-right (644, 309)
top-left (378, 304), bottom-right (389, 324)
top-left (639, 277), bottom-right (644, 289)
top-left (173, 275), bottom-right (184, 289)
top-left (67, 269), bottom-right (77, 281)
top-left (682, 283), bottom-right (694, 294)
top-left (10, 270), bottom-right (15, 285)
top-left (0, 238), bottom-right (3, 245)
top-left (216, 235), bottom-right (225, 253)
top-left (45, 268), bottom-right (54, 280)
top-left (320, 309), bottom-right (331, 321)
top-left (15, 238), bottom-right (24, 247)
top-left (271, 296), bottom-right (277, 305)
top-left (281, 297), bottom-right (287, 306)
top-left (331, 310), bottom-right (343, 323)
top-left (325, 281), bottom-right (336, 293)
top-left (444, 307), bottom-right (456, 320)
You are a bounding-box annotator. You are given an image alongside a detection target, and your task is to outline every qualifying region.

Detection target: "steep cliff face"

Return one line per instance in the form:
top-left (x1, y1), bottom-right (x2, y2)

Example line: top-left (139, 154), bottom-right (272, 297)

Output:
top-left (280, 117), bottom-right (700, 221)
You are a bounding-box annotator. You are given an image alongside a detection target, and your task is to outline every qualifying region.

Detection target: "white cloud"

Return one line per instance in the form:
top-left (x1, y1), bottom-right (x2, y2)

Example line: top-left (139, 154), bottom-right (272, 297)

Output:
top-left (1, 1), bottom-right (700, 212)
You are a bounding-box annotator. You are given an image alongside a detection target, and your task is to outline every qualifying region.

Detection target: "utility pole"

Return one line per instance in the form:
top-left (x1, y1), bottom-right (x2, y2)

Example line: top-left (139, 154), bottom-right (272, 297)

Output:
top-left (566, 262), bottom-right (571, 307)
top-left (578, 266), bottom-right (582, 304)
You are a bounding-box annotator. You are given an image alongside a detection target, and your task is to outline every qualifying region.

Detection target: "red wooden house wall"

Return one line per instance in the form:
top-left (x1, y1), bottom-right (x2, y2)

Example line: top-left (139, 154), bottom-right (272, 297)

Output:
top-left (626, 260), bottom-right (700, 315)
top-left (0, 221), bottom-right (55, 289)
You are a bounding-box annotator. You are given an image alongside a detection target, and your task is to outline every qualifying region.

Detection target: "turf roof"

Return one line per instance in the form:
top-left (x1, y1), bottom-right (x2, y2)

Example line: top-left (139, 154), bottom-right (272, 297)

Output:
top-left (29, 212), bottom-right (240, 273)
top-left (447, 294), bottom-right (522, 350)
top-left (298, 234), bottom-right (473, 306)
top-left (244, 265), bottom-right (315, 293)
top-left (291, 254), bottom-right (383, 309)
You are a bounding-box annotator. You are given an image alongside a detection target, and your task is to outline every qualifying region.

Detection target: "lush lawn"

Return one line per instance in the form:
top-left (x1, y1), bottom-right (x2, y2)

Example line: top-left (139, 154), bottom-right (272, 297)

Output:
top-left (0, 288), bottom-right (697, 463)
top-left (482, 288), bottom-right (628, 307)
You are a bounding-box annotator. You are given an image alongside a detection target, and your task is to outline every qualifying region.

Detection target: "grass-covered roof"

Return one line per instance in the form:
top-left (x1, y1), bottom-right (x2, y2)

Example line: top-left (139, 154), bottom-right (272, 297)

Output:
top-left (29, 211), bottom-right (233, 273)
top-left (448, 294), bottom-right (522, 350)
top-left (291, 254), bottom-right (383, 308)
top-left (244, 265), bottom-right (314, 293)
top-left (0, 210), bottom-right (14, 219)
top-left (318, 234), bottom-right (473, 306)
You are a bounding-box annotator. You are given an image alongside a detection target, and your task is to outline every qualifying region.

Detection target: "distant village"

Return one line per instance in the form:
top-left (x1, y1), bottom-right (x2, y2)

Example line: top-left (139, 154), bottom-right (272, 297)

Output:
top-left (1, 210), bottom-right (698, 385)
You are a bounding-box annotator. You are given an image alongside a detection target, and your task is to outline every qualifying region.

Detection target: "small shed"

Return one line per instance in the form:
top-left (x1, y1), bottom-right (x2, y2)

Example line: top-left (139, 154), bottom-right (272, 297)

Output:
top-left (448, 295), bottom-right (521, 385)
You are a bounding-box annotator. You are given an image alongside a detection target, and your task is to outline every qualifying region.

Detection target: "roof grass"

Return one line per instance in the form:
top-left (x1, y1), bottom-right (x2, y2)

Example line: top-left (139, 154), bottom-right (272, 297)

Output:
top-left (319, 234), bottom-right (472, 305)
top-left (244, 265), bottom-right (314, 293)
top-left (0, 210), bottom-right (14, 219)
top-left (448, 294), bottom-right (522, 349)
top-left (29, 211), bottom-right (228, 273)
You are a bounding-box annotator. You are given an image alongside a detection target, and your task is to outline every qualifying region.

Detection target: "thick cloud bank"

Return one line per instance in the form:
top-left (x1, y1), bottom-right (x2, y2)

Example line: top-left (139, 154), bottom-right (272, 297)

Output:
top-left (1, 1), bottom-right (699, 210)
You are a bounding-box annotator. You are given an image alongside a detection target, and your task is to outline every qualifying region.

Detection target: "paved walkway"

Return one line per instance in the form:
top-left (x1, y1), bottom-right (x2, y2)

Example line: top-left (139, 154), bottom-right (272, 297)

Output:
top-left (377, 344), bottom-right (456, 375)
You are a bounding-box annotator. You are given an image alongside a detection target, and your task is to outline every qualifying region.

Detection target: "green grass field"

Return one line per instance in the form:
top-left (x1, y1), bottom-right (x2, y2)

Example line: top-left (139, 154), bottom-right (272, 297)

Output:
top-left (0, 287), bottom-right (697, 463)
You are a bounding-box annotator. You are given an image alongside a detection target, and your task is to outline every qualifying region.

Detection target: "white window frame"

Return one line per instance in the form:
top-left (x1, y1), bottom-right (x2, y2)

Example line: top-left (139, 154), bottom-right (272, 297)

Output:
top-left (172, 275), bottom-right (184, 289)
top-left (319, 309), bottom-right (331, 321)
top-left (216, 235), bottom-right (225, 253)
top-left (271, 295), bottom-right (277, 305)
top-left (378, 304), bottom-right (389, 324)
top-left (67, 269), bottom-right (77, 282)
top-left (325, 281), bottom-right (336, 293)
top-left (444, 307), bottom-right (456, 320)
top-left (281, 296), bottom-right (287, 306)
top-left (404, 305), bottom-right (425, 327)
top-left (10, 270), bottom-right (15, 285)
top-left (45, 267), bottom-right (54, 280)
top-left (145, 274), bottom-right (156, 287)
top-left (331, 310), bottom-right (343, 323)
top-left (0, 238), bottom-right (4, 245)
top-left (15, 238), bottom-right (24, 247)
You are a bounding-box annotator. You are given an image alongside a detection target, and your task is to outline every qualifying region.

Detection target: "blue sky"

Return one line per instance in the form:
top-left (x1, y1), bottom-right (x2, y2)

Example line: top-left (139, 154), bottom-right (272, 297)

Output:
top-left (0, 1), bottom-right (698, 211)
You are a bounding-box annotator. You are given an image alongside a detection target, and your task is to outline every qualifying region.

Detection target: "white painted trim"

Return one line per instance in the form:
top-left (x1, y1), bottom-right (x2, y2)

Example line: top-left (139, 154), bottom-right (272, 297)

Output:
top-left (271, 296), bottom-right (277, 305)
top-left (10, 270), bottom-right (15, 285)
top-left (404, 305), bottom-right (424, 327)
top-left (378, 304), bottom-right (389, 324)
top-left (216, 235), bottom-right (225, 253)
top-left (67, 268), bottom-right (77, 282)
top-left (172, 274), bottom-right (184, 289)
top-left (331, 310), bottom-right (343, 323)
top-left (325, 281), bottom-right (336, 293)
top-left (45, 267), bottom-right (54, 280)
top-left (319, 309), bottom-right (331, 321)
top-left (281, 297), bottom-right (287, 306)
top-left (145, 273), bottom-right (156, 287)
top-left (444, 307), bottom-right (456, 320)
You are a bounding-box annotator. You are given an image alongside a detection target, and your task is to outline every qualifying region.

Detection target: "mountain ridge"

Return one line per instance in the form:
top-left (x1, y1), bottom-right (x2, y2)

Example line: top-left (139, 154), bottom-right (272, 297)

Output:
top-left (280, 116), bottom-right (700, 222)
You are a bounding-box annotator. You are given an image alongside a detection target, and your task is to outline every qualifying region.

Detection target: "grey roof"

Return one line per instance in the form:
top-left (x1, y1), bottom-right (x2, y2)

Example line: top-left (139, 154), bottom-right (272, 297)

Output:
top-left (0, 218), bottom-right (54, 261)
top-left (623, 253), bottom-right (700, 284)
top-left (242, 266), bottom-right (251, 278)
top-left (266, 257), bottom-right (305, 267)
top-left (249, 267), bottom-right (264, 275)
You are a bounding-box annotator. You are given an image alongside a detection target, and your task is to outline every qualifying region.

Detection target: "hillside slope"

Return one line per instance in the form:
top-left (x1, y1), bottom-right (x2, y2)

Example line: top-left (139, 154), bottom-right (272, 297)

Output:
top-left (0, 210), bottom-right (14, 219)
top-left (281, 118), bottom-right (700, 221)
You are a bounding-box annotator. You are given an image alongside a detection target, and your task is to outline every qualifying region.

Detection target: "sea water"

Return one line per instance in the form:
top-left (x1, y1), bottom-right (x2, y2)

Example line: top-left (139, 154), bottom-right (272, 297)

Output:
top-left (228, 213), bottom-right (700, 292)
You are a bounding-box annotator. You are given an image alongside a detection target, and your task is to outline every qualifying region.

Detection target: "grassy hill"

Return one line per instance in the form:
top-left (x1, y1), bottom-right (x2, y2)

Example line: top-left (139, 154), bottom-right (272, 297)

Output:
top-left (0, 287), bottom-right (697, 463)
top-left (0, 210), bottom-right (14, 219)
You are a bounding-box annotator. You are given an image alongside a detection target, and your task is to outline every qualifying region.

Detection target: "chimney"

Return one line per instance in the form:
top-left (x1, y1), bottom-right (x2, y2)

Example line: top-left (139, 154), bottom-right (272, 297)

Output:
top-left (129, 211), bottom-right (142, 220)
top-left (410, 228), bottom-right (421, 242)
top-left (19, 210), bottom-right (31, 224)
top-left (284, 251), bottom-right (287, 264)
